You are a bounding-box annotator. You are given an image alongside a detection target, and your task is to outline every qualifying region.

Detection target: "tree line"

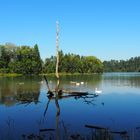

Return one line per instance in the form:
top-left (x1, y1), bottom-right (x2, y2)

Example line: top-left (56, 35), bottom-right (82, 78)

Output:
top-left (1, 44), bottom-right (139, 74)
top-left (0, 44), bottom-right (103, 74)
top-left (103, 57), bottom-right (140, 72)
top-left (0, 43), bottom-right (42, 74)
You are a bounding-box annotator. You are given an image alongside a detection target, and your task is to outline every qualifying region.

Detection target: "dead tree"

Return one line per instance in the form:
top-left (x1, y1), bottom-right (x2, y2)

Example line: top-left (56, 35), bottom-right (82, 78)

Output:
top-left (56, 21), bottom-right (59, 79)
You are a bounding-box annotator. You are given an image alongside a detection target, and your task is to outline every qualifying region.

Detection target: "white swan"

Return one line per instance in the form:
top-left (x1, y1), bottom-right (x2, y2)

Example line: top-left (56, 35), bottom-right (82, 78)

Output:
top-left (95, 88), bottom-right (102, 94)
top-left (76, 82), bottom-right (80, 86)
top-left (70, 81), bottom-right (80, 86)
top-left (80, 82), bottom-right (84, 85)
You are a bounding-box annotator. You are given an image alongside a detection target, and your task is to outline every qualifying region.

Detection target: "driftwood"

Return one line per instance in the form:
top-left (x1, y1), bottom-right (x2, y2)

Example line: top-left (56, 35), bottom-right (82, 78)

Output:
top-left (59, 90), bottom-right (89, 95)
top-left (85, 124), bottom-right (107, 130)
top-left (85, 124), bottom-right (130, 139)
top-left (110, 131), bottom-right (127, 135)
top-left (50, 89), bottom-right (89, 95)
top-left (40, 128), bottom-right (55, 132)
top-left (44, 75), bottom-right (93, 97)
top-left (47, 92), bottom-right (97, 103)
top-left (85, 124), bottom-right (128, 134)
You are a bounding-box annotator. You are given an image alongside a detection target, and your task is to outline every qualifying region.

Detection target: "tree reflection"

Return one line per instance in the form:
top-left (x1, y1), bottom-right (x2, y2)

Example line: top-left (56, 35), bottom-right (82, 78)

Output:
top-left (42, 75), bottom-right (135, 140)
top-left (0, 77), bottom-right (41, 106)
top-left (42, 76), bottom-right (101, 140)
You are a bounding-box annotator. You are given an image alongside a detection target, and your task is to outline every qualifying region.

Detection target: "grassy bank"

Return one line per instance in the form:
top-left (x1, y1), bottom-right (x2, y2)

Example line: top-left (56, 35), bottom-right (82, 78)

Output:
top-left (41, 72), bottom-right (101, 76)
top-left (0, 73), bottom-right (22, 77)
top-left (0, 72), bottom-right (101, 77)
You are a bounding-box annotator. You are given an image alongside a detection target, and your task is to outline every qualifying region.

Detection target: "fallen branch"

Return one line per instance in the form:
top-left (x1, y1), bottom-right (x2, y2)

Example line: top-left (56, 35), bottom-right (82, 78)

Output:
top-left (110, 131), bottom-right (127, 135)
top-left (85, 124), bottom-right (107, 130)
top-left (40, 128), bottom-right (55, 132)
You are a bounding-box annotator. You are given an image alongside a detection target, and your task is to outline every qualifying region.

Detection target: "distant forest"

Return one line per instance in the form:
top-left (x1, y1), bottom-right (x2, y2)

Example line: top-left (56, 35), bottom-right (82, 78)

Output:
top-left (103, 57), bottom-right (140, 72)
top-left (0, 44), bottom-right (140, 74)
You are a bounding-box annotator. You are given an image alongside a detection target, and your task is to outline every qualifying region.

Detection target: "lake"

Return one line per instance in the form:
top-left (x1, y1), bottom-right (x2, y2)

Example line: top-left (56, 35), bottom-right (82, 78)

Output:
top-left (0, 73), bottom-right (140, 140)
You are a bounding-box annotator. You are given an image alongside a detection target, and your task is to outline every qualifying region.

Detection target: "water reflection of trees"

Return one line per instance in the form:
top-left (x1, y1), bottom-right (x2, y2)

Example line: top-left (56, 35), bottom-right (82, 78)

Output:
top-left (1, 75), bottom-right (140, 139)
top-left (0, 77), bottom-right (41, 106)
top-left (103, 74), bottom-right (140, 88)
top-left (46, 74), bottom-right (103, 91)
top-left (36, 78), bottom-right (114, 140)
top-left (37, 77), bottom-right (137, 140)
top-left (16, 77), bottom-right (101, 140)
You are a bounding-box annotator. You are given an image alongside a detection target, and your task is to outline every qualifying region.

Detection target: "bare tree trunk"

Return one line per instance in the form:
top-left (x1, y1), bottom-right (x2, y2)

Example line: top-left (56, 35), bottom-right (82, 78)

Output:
top-left (56, 21), bottom-right (59, 79)
top-left (55, 22), bottom-right (60, 139)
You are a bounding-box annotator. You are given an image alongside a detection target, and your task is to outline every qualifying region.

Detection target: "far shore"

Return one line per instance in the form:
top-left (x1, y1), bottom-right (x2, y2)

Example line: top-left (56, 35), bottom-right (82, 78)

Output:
top-left (0, 72), bottom-right (139, 77)
top-left (0, 72), bottom-right (103, 77)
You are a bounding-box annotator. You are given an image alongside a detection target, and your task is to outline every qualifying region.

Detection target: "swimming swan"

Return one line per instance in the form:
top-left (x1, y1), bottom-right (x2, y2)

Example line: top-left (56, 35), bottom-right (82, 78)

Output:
top-left (95, 88), bottom-right (102, 94)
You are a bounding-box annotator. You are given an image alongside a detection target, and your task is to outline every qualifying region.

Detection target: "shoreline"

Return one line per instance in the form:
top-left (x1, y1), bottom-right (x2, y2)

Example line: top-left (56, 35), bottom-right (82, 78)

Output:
top-left (0, 72), bottom-right (102, 77)
top-left (0, 72), bottom-right (139, 77)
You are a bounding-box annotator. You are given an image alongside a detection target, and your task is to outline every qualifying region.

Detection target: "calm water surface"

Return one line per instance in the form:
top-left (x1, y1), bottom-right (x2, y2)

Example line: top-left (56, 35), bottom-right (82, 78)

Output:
top-left (0, 73), bottom-right (140, 140)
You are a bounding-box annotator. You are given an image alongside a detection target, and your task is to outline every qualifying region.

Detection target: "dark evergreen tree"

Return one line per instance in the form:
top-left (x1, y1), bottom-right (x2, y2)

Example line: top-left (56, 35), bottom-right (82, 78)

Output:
top-left (103, 57), bottom-right (140, 72)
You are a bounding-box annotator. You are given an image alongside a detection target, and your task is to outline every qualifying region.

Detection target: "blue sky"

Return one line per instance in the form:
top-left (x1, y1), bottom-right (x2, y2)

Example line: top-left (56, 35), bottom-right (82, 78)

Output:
top-left (0, 0), bottom-right (140, 61)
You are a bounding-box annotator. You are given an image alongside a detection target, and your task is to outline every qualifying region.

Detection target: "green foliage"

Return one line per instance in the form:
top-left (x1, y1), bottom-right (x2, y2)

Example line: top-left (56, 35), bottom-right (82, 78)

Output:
top-left (0, 43), bottom-right (104, 74)
top-left (103, 56), bottom-right (140, 72)
top-left (0, 44), bottom-right (42, 75)
top-left (43, 50), bottom-right (104, 74)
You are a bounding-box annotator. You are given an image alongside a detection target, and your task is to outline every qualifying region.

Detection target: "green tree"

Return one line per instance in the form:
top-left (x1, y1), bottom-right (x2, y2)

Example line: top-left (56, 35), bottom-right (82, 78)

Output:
top-left (103, 56), bottom-right (140, 72)
top-left (43, 51), bottom-right (104, 74)
top-left (0, 44), bottom-right (43, 75)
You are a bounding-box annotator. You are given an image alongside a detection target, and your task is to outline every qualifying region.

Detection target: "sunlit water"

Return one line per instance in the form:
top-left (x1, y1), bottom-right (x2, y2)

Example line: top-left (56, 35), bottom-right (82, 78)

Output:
top-left (0, 73), bottom-right (140, 140)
